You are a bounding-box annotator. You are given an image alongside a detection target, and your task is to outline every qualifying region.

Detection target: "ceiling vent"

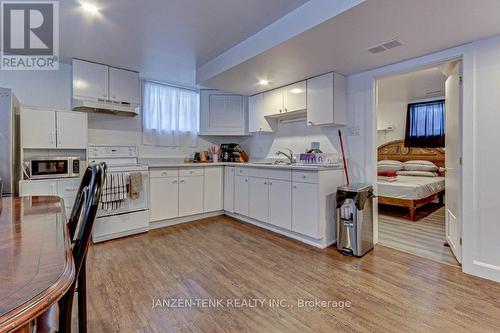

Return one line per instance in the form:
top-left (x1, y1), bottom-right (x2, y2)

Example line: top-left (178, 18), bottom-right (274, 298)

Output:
top-left (368, 38), bottom-right (402, 54)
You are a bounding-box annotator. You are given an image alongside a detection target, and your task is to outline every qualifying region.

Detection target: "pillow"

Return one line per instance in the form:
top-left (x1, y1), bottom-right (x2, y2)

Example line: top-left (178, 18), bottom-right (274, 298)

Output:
top-left (403, 160), bottom-right (439, 172)
top-left (397, 170), bottom-right (438, 177)
top-left (377, 160), bottom-right (404, 172)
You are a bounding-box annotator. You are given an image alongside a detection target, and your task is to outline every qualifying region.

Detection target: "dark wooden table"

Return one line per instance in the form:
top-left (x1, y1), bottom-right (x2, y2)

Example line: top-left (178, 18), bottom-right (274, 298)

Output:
top-left (0, 196), bottom-right (74, 332)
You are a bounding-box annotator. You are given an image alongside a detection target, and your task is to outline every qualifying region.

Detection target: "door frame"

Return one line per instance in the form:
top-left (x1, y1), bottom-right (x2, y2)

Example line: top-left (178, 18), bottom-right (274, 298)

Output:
top-left (372, 58), bottom-right (463, 263)
top-left (365, 49), bottom-right (473, 264)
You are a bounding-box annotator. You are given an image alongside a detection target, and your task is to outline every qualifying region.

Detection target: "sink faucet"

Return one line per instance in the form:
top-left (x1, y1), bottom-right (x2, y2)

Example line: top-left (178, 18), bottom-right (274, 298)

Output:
top-left (275, 148), bottom-right (295, 164)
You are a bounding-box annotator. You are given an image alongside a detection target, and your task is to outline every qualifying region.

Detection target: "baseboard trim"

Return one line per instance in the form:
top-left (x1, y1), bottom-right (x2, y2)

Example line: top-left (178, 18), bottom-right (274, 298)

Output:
top-left (225, 212), bottom-right (336, 249)
top-left (149, 211), bottom-right (224, 230)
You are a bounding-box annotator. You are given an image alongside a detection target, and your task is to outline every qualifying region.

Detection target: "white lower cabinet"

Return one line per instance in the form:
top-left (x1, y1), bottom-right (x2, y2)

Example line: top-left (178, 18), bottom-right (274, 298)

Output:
top-left (150, 177), bottom-right (178, 222)
top-left (204, 167), bottom-right (223, 212)
top-left (20, 180), bottom-right (57, 196)
top-left (179, 176), bottom-right (204, 217)
top-left (249, 177), bottom-right (269, 223)
top-left (234, 176), bottom-right (249, 216)
top-left (292, 182), bottom-right (319, 238)
top-left (268, 179), bottom-right (292, 230)
top-left (223, 167), bottom-right (235, 212)
top-left (19, 178), bottom-right (80, 216)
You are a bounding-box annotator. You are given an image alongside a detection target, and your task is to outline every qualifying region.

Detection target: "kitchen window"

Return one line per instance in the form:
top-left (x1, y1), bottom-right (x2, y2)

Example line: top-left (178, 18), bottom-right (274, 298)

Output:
top-left (142, 81), bottom-right (199, 147)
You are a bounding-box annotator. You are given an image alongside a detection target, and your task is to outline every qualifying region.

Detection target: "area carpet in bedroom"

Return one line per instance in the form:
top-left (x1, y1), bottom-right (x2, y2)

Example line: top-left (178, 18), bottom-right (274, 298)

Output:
top-left (378, 203), bottom-right (459, 266)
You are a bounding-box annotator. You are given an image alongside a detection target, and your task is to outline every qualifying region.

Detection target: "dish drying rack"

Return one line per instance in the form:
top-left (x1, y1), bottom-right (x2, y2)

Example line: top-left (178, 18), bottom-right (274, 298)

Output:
top-left (296, 153), bottom-right (341, 166)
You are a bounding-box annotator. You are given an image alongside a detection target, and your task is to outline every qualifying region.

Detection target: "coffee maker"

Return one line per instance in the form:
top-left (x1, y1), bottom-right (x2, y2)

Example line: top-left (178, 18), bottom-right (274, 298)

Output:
top-left (220, 143), bottom-right (240, 162)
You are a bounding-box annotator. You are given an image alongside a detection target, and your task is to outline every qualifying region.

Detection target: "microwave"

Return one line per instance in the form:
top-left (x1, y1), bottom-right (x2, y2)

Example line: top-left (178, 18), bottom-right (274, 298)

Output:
top-left (26, 157), bottom-right (81, 180)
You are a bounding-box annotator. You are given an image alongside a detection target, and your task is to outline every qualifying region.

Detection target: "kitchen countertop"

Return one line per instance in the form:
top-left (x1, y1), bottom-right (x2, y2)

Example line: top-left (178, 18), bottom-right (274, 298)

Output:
top-left (140, 158), bottom-right (343, 171)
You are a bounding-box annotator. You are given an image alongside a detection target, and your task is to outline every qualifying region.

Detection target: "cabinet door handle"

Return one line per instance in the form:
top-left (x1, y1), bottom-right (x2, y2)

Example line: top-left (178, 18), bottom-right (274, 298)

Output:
top-left (269, 182), bottom-right (272, 186)
top-left (180, 179), bottom-right (185, 183)
top-left (64, 187), bottom-right (78, 191)
top-left (264, 181), bottom-right (267, 185)
top-left (293, 185), bottom-right (297, 189)
top-left (302, 175), bottom-right (307, 179)
top-left (161, 172), bottom-right (168, 176)
top-left (173, 180), bottom-right (178, 184)
top-left (279, 109), bottom-right (282, 113)
top-left (285, 108), bottom-right (288, 112)
top-left (308, 121), bottom-right (314, 125)
top-left (244, 178), bottom-right (248, 182)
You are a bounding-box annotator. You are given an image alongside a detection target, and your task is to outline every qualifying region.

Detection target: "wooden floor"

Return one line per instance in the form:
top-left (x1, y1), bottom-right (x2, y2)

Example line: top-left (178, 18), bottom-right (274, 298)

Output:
top-left (378, 203), bottom-right (459, 266)
top-left (83, 215), bottom-right (500, 333)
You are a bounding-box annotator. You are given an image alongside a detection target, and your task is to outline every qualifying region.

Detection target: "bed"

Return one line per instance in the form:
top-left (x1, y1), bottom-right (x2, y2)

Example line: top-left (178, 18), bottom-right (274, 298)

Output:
top-left (377, 140), bottom-right (445, 221)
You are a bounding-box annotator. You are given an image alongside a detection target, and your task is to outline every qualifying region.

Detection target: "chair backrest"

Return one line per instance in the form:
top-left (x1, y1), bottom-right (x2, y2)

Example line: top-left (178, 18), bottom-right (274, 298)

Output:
top-left (57, 163), bottom-right (106, 333)
top-left (68, 162), bottom-right (107, 241)
top-left (71, 163), bottom-right (105, 277)
top-left (68, 166), bottom-right (92, 240)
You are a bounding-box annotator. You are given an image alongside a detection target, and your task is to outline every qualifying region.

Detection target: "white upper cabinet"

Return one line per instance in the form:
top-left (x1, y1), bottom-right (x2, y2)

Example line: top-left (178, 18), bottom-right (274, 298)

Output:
top-left (56, 112), bottom-right (88, 149)
top-left (21, 108), bottom-right (87, 149)
top-left (21, 108), bottom-right (56, 148)
top-left (72, 59), bottom-right (109, 100)
top-left (283, 81), bottom-right (307, 113)
top-left (199, 90), bottom-right (248, 136)
top-left (307, 72), bottom-right (347, 126)
top-left (109, 67), bottom-right (140, 104)
top-left (248, 93), bottom-right (273, 133)
top-left (263, 88), bottom-right (283, 115)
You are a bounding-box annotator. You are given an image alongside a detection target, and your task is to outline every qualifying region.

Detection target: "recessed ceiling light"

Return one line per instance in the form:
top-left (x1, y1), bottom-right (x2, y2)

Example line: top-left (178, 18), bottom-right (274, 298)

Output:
top-left (81, 1), bottom-right (99, 14)
top-left (258, 79), bottom-right (269, 86)
top-left (290, 88), bottom-right (302, 94)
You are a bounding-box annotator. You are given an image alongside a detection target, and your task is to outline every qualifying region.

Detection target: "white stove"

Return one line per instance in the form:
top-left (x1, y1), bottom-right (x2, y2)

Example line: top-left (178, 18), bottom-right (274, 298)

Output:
top-left (89, 145), bottom-right (150, 243)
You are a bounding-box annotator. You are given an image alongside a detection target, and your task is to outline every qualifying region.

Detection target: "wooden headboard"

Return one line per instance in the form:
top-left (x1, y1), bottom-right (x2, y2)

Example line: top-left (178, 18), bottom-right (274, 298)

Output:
top-left (377, 140), bottom-right (445, 168)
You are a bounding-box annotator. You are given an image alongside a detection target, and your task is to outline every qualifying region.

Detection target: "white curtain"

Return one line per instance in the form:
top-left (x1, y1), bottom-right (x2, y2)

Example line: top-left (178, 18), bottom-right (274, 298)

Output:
top-left (142, 81), bottom-right (199, 147)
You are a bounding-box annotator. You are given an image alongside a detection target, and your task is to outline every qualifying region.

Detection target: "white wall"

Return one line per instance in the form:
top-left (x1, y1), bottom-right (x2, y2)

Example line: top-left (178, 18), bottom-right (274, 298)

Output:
top-left (0, 63), bottom-right (72, 110)
top-left (345, 34), bottom-right (500, 283)
top-left (240, 119), bottom-right (341, 160)
top-left (376, 68), bottom-right (446, 146)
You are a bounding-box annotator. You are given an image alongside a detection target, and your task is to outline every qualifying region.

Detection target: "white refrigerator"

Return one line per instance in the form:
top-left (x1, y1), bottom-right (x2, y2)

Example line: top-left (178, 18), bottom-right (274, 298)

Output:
top-left (0, 87), bottom-right (20, 196)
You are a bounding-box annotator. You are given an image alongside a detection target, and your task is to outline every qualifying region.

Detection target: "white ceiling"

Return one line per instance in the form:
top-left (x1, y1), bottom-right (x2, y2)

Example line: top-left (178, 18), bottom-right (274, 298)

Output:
top-left (199, 0), bottom-right (500, 95)
top-left (59, 0), bottom-right (309, 86)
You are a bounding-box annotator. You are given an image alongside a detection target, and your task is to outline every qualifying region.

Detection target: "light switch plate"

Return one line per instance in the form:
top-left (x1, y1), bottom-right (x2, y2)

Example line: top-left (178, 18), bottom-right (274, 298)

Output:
top-left (347, 126), bottom-right (360, 136)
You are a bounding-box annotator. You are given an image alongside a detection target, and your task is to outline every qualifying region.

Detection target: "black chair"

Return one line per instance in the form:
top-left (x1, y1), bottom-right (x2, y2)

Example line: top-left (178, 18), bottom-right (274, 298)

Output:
top-left (37, 163), bottom-right (106, 333)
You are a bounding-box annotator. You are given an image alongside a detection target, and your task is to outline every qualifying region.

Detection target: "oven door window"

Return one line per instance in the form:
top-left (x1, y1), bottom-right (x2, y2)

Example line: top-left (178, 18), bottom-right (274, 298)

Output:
top-left (32, 160), bottom-right (68, 176)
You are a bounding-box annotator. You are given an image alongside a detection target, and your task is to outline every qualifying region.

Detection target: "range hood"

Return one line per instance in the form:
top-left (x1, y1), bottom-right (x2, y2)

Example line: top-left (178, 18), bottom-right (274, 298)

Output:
top-left (72, 98), bottom-right (139, 117)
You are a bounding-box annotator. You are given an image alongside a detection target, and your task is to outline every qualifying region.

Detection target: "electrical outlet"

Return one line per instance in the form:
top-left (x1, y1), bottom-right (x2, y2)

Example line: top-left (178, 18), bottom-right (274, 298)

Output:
top-left (347, 126), bottom-right (360, 136)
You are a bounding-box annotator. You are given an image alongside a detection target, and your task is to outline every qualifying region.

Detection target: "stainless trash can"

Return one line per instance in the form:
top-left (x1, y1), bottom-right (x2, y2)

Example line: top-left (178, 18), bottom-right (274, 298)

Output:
top-left (337, 184), bottom-right (374, 257)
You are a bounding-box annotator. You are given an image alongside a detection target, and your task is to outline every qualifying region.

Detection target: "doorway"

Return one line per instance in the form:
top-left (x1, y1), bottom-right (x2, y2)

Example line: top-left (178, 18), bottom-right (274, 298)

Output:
top-left (374, 61), bottom-right (462, 266)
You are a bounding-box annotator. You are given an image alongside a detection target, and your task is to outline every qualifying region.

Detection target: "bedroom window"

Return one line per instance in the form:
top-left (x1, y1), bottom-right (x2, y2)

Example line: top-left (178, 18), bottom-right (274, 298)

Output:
top-left (142, 81), bottom-right (199, 147)
top-left (404, 99), bottom-right (445, 148)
